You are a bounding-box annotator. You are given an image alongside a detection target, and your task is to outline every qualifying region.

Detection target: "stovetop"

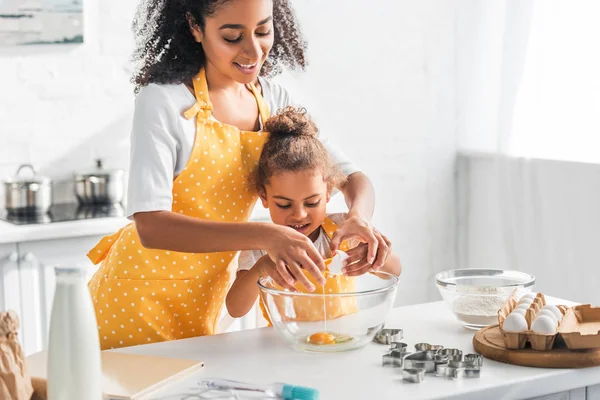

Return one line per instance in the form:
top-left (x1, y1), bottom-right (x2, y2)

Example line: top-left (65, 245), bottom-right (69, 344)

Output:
top-left (0, 203), bottom-right (125, 226)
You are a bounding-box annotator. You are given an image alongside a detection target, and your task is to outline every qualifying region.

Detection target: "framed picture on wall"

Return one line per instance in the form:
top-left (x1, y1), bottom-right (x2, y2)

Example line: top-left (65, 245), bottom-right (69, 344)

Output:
top-left (0, 0), bottom-right (83, 45)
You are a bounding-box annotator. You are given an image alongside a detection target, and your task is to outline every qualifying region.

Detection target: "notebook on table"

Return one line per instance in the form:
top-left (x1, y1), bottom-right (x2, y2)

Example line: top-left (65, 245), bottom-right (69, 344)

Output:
top-left (27, 350), bottom-right (204, 400)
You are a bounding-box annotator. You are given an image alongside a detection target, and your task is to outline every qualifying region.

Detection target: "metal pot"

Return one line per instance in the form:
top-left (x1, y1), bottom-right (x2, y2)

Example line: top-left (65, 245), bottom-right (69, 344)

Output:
top-left (74, 159), bottom-right (124, 205)
top-left (3, 164), bottom-right (53, 215)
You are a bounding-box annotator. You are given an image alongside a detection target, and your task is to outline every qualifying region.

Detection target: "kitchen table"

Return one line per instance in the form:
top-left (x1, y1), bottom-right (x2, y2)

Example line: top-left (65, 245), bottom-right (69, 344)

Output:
top-left (114, 299), bottom-right (600, 400)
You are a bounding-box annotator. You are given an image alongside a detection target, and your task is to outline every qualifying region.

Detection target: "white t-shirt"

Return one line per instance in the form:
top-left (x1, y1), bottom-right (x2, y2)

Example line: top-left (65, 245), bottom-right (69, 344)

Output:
top-left (237, 213), bottom-right (346, 271)
top-left (126, 78), bottom-right (360, 218)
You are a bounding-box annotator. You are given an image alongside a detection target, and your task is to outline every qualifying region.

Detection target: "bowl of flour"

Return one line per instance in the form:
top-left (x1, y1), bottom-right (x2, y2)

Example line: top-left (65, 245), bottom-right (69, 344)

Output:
top-left (435, 269), bottom-right (536, 330)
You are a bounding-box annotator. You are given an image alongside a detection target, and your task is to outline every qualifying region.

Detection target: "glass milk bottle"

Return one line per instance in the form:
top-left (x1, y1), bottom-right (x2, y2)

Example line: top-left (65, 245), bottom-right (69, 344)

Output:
top-left (47, 266), bottom-right (102, 400)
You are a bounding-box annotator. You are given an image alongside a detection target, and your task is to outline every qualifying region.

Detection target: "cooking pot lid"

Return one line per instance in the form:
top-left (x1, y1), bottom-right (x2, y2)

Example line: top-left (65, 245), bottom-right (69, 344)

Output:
top-left (75, 159), bottom-right (123, 179)
top-left (4, 164), bottom-right (51, 186)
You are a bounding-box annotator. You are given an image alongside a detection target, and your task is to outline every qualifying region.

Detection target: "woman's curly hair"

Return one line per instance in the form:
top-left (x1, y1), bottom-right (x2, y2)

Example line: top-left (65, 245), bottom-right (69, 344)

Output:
top-left (131, 0), bottom-right (307, 93)
top-left (252, 107), bottom-right (346, 193)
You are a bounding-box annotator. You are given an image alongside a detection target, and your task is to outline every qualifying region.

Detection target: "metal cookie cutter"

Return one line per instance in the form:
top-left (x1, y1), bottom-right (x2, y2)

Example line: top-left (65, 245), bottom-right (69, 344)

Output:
top-left (402, 368), bottom-right (426, 383)
top-left (464, 353), bottom-right (484, 368)
top-left (447, 360), bottom-right (481, 380)
top-left (390, 342), bottom-right (408, 353)
top-left (437, 348), bottom-right (463, 362)
top-left (414, 343), bottom-right (444, 352)
top-left (403, 351), bottom-right (436, 373)
top-left (382, 342), bottom-right (409, 368)
top-left (373, 329), bottom-right (403, 345)
top-left (382, 350), bottom-right (404, 368)
top-left (435, 363), bottom-right (451, 377)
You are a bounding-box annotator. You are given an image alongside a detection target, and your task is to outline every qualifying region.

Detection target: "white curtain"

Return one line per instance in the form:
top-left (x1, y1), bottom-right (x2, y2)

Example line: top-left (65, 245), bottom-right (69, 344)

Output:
top-left (457, 0), bottom-right (600, 304)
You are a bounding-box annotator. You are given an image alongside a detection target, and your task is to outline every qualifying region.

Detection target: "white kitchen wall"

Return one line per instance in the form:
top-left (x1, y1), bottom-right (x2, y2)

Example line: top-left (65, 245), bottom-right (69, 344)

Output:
top-left (0, 0), bottom-right (458, 305)
top-left (0, 0), bottom-right (137, 202)
top-left (458, 153), bottom-right (600, 305)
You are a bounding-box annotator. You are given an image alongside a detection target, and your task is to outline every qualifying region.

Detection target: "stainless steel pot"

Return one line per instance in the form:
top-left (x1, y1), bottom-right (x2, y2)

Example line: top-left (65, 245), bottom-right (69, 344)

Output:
top-left (3, 164), bottom-right (53, 215)
top-left (74, 159), bottom-right (124, 205)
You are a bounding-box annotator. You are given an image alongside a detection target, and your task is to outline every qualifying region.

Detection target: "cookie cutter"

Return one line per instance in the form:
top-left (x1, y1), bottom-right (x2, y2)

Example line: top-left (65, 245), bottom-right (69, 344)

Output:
top-left (434, 354), bottom-right (449, 366)
top-left (373, 329), bottom-right (403, 345)
top-left (437, 348), bottom-right (463, 362)
top-left (382, 342), bottom-right (409, 368)
top-left (464, 353), bottom-right (484, 368)
top-left (435, 363), bottom-right (451, 377)
top-left (390, 342), bottom-right (408, 353)
top-left (402, 368), bottom-right (426, 383)
top-left (414, 343), bottom-right (444, 352)
top-left (403, 351), bottom-right (436, 373)
top-left (382, 350), bottom-right (404, 368)
top-left (447, 360), bottom-right (481, 380)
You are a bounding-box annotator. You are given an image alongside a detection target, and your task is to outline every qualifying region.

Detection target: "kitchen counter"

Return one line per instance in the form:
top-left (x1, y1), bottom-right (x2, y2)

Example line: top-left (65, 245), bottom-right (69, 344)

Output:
top-left (115, 299), bottom-right (600, 400)
top-left (0, 216), bottom-right (129, 244)
top-left (0, 195), bottom-right (349, 244)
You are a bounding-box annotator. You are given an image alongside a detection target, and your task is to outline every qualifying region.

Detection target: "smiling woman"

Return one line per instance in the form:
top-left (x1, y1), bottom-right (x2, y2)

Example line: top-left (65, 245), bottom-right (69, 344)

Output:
top-left (87, 0), bottom-right (388, 351)
top-left (131, 0), bottom-right (306, 92)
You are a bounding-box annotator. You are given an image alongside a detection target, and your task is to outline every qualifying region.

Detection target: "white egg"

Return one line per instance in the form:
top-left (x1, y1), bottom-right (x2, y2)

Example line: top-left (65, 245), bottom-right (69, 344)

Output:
top-left (503, 312), bottom-right (528, 332)
top-left (542, 305), bottom-right (563, 321)
top-left (327, 250), bottom-right (348, 275)
top-left (531, 315), bottom-right (557, 334)
top-left (515, 303), bottom-right (531, 311)
top-left (536, 309), bottom-right (558, 325)
top-left (510, 308), bottom-right (527, 317)
top-left (518, 297), bottom-right (534, 306)
top-left (520, 293), bottom-right (537, 301)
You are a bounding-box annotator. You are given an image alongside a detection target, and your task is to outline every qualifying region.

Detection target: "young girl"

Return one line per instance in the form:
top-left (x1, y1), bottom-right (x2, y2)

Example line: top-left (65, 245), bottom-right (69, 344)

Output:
top-left (88, 0), bottom-right (392, 350)
top-left (226, 107), bottom-right (401, 319)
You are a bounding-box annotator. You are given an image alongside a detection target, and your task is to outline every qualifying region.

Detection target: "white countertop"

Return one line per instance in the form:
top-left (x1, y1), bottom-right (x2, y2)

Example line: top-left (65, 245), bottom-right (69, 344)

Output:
top-left (115, 299), bottom-right (600, 400)
top-left (0, 195), bottom-right (349, 244)
top-left (0, 216), bottom-right (130, 244)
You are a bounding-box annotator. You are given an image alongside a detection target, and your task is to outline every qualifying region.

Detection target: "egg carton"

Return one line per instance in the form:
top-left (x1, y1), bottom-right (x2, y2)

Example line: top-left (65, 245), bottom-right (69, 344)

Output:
top-left (498, 290), bottom-right (569, 351)
top-left (559, 305), bottom-right (600, 349)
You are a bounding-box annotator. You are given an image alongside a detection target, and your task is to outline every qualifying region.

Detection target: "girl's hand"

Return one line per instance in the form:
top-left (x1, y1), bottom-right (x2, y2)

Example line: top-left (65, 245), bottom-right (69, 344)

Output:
top-left (330, 213), bottom-right (391, 272)
top-left (262, 225), bottom-right (326, 292)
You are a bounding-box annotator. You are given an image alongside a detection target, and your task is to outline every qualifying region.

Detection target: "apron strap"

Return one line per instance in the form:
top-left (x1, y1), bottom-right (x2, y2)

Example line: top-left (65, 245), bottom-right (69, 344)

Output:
top-left (87, 227), bottom-right (126, 265)
top-left (247, 81), bottom-right (271, 127)
top-left (183, 68), bottom-right (271, 125)
top-left (183, 69), bottom-right (213, 120)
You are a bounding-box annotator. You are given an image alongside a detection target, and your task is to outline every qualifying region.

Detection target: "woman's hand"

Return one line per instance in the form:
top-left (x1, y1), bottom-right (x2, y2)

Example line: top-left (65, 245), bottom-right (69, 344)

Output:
top-left (262, 225), bottom-right (326, 292)
top-left (330, 212), bottom-right (391, 272)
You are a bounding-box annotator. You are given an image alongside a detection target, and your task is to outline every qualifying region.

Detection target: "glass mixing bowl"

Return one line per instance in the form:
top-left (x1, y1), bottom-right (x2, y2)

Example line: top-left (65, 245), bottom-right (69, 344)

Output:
top-left (258, 271), bottom-right (399, 352)
top-left (435, 269), bottom-right (536, 330)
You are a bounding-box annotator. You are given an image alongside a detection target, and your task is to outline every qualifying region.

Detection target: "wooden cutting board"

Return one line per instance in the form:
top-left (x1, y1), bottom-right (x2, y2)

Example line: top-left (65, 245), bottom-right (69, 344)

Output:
top-left (473, 324), bottom-right (600, 368)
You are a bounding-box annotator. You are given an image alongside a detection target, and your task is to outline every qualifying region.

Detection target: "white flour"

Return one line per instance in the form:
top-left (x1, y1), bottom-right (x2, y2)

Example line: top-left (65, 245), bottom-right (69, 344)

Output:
top-left (451, 287), bottom-right (510, 325)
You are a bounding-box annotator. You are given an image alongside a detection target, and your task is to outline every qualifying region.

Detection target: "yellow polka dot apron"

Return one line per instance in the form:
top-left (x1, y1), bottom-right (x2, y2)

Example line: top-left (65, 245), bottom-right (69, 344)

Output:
top-left (259, 217), bottom-right (358, 324)
top-left (87, 68), bottom-right (270, 350)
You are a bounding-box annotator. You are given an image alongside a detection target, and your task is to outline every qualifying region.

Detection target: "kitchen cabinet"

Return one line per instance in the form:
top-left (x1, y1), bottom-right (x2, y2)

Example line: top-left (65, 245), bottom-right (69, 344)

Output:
top-left (529, 388), bottom-right (586, 400)
top-left (0, 236), bottom-right (103, 356)
top-left (587, 384), bottom-right (600, 400)
top-left (0, 243), bottom-right (21, 335)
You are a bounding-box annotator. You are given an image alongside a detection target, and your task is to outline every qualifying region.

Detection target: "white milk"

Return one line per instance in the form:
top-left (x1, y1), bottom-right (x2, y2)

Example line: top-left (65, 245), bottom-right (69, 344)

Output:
top-left (47, 266), bottom-right (102, 400)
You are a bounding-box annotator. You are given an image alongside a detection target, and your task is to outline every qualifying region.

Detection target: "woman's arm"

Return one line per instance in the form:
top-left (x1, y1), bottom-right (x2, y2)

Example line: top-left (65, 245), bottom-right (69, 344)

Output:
top-left (331, 172), bottom-right (392, 270)
top-left (134, 211), bottom-right (326, 290)
top-left (135, 211), bottom-right (272, 253)
top-left (338, 171), bottom-right (375, 220)
top-left (382, 252), bottom-right (402, 276)
top-left (342, 243), bottom-right (402, 277)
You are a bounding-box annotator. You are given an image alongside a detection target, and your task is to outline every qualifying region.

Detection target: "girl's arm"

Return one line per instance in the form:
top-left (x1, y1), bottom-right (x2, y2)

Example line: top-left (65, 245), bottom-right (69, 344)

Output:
top-left (225, 256), bottom-right (270, 318)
